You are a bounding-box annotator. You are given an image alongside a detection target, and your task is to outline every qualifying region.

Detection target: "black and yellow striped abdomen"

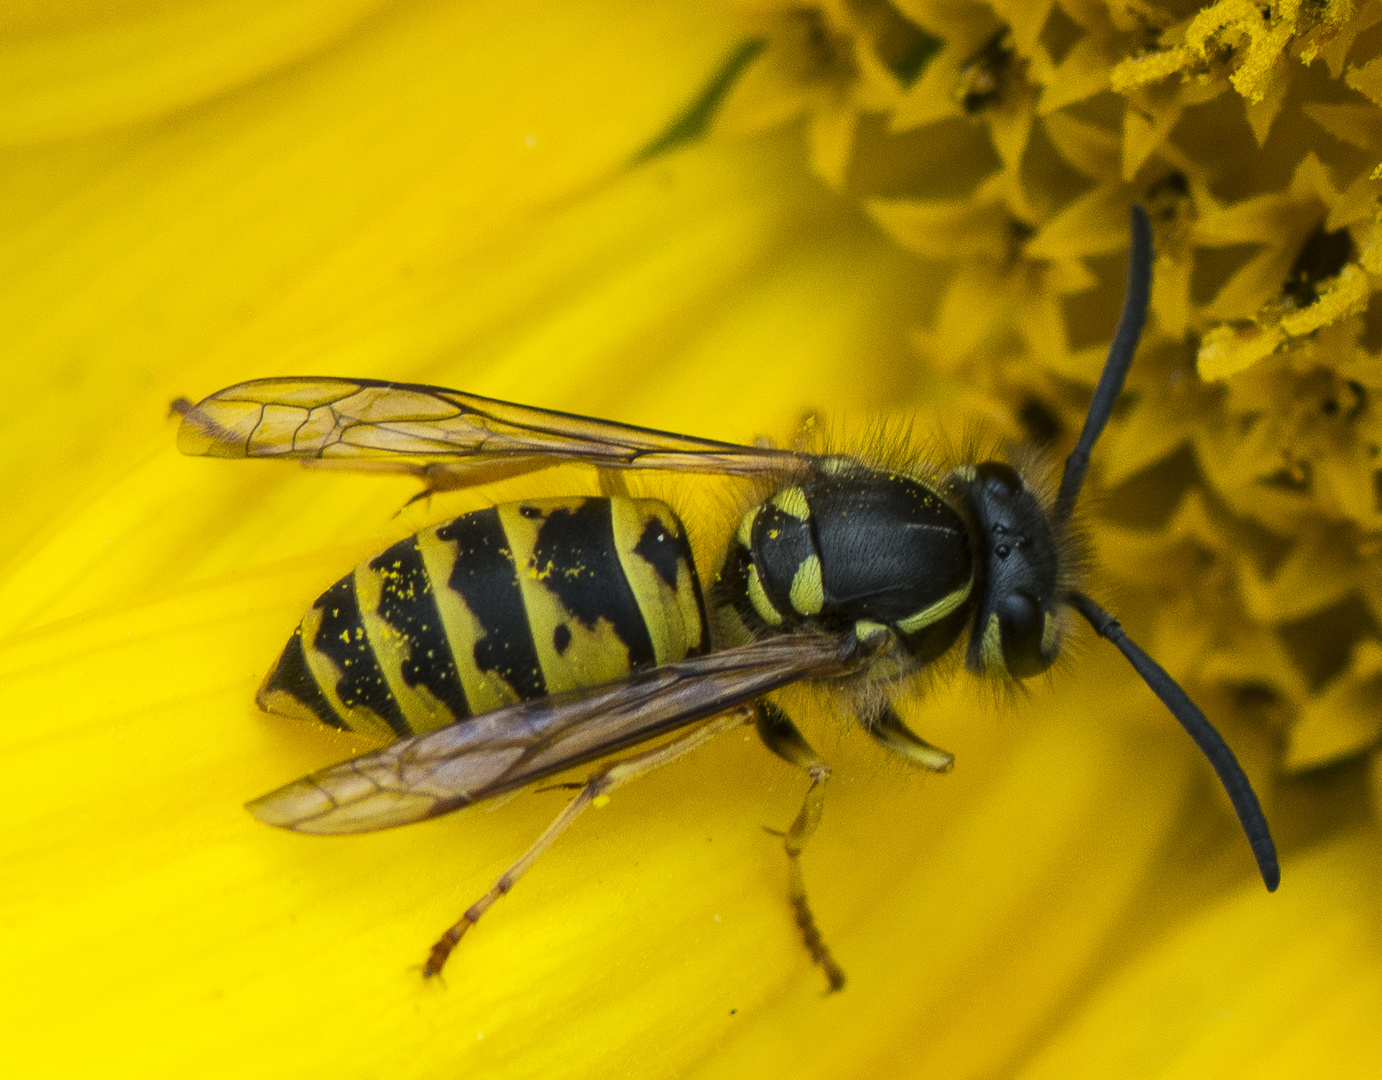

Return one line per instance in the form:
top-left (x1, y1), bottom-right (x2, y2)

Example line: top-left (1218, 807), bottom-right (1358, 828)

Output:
top-left (258, 497), bottom-right (709, 739)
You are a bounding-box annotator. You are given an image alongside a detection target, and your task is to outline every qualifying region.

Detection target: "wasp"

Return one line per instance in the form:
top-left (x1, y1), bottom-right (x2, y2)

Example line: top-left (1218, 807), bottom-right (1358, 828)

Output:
top-left (176, 207), bottom-right (1278, 992)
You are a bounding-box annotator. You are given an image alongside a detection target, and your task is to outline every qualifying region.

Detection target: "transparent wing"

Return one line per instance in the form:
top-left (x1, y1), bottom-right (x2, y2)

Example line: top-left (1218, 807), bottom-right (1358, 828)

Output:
top-left (248, 633), bottom-right (856, 834)
top-left (177, 376), bottom-right (806, 485)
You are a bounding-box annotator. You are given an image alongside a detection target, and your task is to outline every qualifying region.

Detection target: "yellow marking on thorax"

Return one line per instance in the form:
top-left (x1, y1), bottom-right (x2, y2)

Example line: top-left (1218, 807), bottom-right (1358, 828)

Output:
top-left (815, 456), bottom-right (854, 476)
top-left (852, 618), bottom-right (907, 680)
top-left (853, 619), bottom-right (889, 645)
top-left (895, 576), bottom-right (974, 635)
top-left (788, 554), bottom-right (824, 616)
top-left (735, 505), bottom-right (759, 548)
top-left (746, 563), bottom-right (783, 627)
top-left (771, 487), bottom-right (811, 521)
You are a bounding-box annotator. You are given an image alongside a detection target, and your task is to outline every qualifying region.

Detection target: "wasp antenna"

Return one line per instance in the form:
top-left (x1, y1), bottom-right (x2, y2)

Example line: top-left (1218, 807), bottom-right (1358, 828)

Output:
top-left (1054, 205), bottom-right (1154, 523)
top-left (1066, 591), bottom-right (1280, 892)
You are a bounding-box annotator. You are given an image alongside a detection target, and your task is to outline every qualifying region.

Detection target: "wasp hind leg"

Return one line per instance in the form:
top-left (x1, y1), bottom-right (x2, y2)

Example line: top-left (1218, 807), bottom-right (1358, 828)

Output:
top-left (596, 467), bottom-right (631, 498)
top-left (754, 700), bottom-right (846, 993)
top-left (424, 706), bottom-right (755, 979)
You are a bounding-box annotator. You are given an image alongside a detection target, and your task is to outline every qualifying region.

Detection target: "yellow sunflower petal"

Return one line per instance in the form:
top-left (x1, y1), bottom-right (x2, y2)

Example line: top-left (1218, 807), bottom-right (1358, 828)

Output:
top-left (0, 1), bottom-right (389, 142)
top-left (1015, 826), bottom-right (1382, 1079)
top-left (1287, 639), bottom-right (1382, 768)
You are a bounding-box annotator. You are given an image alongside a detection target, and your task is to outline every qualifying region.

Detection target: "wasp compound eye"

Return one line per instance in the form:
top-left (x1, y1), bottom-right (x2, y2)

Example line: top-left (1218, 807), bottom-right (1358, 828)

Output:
top-left (996, 591), bottom-right (1051, 678)
top-left (977, 461), bottom-right (1024, 494)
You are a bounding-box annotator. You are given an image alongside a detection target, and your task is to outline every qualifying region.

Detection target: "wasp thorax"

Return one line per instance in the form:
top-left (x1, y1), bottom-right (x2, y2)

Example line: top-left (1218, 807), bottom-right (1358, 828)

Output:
top-left (717, 470), bottom-right (976, 669)
top-left (962, 461), bottom-right (1062, 679)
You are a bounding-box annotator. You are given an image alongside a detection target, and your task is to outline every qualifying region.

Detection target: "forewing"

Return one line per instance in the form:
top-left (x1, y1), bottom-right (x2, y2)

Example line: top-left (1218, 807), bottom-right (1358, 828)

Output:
top-left (177, 377), bottom-right (806, 484)
top-left (248, 633), bottom-right (855, 834)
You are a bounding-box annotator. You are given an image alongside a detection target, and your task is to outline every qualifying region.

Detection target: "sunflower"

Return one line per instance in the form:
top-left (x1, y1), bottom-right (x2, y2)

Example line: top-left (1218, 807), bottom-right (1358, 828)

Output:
top-left (3, 2), bottom-right (1380, 1077)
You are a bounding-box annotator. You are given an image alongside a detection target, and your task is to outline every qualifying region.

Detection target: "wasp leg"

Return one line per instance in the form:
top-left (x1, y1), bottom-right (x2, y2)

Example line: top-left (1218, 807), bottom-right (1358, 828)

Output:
top-left (866, 702), bottom-right (954, 772)
top-left (596, 467), bottom-right (632, 498)
top-left (424, 706), bottom-right (755, 979)
top-left (754, 700), bottom-right (846, 993)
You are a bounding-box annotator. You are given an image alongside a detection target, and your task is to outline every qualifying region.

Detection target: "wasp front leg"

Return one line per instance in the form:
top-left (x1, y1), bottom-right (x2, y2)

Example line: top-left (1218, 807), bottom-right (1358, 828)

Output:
top-left (864, 702), bottom-right (954, 772)
top-left (754, 700), bottom-right (846, 993)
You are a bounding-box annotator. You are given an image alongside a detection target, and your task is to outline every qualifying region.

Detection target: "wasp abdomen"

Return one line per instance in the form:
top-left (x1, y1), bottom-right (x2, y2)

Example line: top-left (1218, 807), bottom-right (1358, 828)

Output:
top-left (719, 473), bottom-right (975, 663)
top-left (258, 497), bottom-right (710, 739)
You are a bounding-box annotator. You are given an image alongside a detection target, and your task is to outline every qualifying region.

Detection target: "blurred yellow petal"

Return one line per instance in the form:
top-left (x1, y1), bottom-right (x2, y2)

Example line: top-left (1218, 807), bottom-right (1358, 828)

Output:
top-left (2, 0), bottom-right (753, 572)
top-left (1027, 183), bottom-right (1134, 260)
top-left (1194, 154), bottom-right (1339, 319)
top-left (1096, 370), bottom-right (1205, 487)
top-left (1346, 48), bottom-right (1382, 108)
top-left (890, 4), bottom-right (1002, 131)
top-left (1040, 111), bottom-right (1120, 181)
top-left (1302, 101), bottom-right (1382, 152)
top-left (716, 1), bottom-right (923, 187)
top-left (1287, 640), bottom-right (1382, 768)
top-left (0, 0), bottom-right (390, 142)
top-left (1038, 28), bottom-right (1120, 114)
top-left (1016, 827), bottom-right (1382, 1079)
top-left (868, 186), bottom-right (1016, 261)
top-left (1119, 84), bottom-right (1186, 180)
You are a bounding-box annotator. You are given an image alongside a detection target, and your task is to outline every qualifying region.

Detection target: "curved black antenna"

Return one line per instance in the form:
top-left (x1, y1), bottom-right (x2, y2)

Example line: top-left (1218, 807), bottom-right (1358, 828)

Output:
top-left (1067, 591), bottom-right (1280, 891)
top-left (1054, 205), bottom-right (1154, 523)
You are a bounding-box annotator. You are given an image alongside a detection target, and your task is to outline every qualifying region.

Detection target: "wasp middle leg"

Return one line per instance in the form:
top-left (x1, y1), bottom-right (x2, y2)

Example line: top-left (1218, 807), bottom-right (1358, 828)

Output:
top-left (754, 699), bottom-right (846, 993)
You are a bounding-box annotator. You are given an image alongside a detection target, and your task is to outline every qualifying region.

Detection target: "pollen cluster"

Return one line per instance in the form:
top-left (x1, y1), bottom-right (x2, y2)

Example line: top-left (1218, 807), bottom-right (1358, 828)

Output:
top-left (719, 0), bottom-right (1382, 786)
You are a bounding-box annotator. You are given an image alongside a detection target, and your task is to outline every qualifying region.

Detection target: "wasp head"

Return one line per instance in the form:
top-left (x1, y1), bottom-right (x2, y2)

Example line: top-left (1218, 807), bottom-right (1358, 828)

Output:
top-left (959, 462), bottom-right (1063, 679)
